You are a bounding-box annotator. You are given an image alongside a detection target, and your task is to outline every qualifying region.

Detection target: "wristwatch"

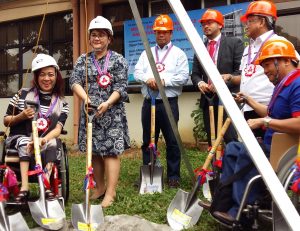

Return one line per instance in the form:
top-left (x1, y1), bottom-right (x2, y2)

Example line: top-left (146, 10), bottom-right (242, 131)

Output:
top-left (263, 116), bottom-right (272, 128)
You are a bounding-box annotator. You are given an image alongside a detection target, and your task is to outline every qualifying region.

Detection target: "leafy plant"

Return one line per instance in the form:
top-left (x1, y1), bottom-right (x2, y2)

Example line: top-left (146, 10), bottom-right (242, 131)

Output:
top-left (191, 99), bottom-right (207, 143)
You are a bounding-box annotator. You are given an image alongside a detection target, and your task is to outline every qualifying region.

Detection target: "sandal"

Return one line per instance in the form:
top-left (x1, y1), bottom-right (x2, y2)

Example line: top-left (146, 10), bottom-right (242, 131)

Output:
top-left (45, 189), bottom-right (55, 200)
top-left (15, 190), bottom-right (30, 203)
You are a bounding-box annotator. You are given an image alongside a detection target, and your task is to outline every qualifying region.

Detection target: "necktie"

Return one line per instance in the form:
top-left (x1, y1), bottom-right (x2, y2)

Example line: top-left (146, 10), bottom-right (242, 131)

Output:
top-left (208, 40), bottom-right (217, 60)
top-left (207, 40), bottom-right (216, 85)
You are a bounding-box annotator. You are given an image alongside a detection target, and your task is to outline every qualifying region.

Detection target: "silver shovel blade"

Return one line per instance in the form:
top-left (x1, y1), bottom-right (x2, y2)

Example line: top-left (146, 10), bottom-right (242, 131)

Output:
top-left (167, 189), bottom-right (203, 230)
top-left (28, 199), bottom-right (66, 230)
top-left (139, 165), bottom-right (163, 194)
top-left (71, 203), bottom-right (104, 231)
top-left (8, 212), bottom-right (30, 231)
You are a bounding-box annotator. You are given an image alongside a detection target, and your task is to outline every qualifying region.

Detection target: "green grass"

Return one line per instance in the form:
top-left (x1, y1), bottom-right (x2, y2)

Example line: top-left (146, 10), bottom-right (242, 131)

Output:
top-left (5, 145), bottom-right (238, 230)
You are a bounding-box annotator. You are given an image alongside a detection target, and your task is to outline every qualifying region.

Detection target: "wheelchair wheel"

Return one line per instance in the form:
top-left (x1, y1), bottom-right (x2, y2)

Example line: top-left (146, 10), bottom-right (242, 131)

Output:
top-left (59, 141), bottom-right (69, 203)
top-left (277, 146), bottom-right (300, 214)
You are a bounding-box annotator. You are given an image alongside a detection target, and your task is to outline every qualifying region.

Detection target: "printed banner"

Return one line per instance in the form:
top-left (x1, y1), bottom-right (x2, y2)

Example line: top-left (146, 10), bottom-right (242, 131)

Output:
top-left (124, 3), bottom-right (249, 84)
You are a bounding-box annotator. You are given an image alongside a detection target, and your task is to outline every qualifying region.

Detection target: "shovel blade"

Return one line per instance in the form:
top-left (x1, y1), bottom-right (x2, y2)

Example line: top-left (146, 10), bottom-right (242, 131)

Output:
top-left (28, 199), bottom-right (66, 230)
top-left (71, 203), bottom-right (104, 231)
top-left (167, 189), bottom-right (203, 230)
top-left (8, 212), bottom-right (30, 231)
top-left (139, 165), bottom-right (163, 194)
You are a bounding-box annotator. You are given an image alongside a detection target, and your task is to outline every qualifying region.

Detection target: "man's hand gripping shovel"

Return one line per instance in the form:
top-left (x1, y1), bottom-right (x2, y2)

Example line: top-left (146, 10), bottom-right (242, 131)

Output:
top-left (26, 100), bottom-right (66, 230)
top-left (71, 104), bottom-right (104, 231)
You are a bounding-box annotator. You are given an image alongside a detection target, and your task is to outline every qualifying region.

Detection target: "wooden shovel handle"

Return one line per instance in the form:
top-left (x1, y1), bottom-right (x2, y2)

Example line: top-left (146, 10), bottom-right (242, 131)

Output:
top-left (209, 105), bottom-right (215, 145)
top-left (202, 118), bottom-right (231, 170)
top-left (32, 121), bottom-right (42, 166)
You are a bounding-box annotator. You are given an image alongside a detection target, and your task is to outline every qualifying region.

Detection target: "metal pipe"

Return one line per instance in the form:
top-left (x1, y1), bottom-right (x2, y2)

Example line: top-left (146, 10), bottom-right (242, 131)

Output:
top-left (166, 0), bottom-right (300, 230)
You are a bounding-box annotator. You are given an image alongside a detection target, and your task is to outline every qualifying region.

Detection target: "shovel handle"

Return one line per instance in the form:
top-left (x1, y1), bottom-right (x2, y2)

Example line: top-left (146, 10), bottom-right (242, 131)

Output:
top-left (202, 118), bottom-right (231, 170)
top-left (216, 105), bottom-right (224, 160)
top-left (86, 123), bottom-right (93, 174)
top-left (32, 121), bottom-right (42, 166)
top-left (209, 105), bottom-right (216, 145)
top-left (150, 104), bottom-right (156, 145)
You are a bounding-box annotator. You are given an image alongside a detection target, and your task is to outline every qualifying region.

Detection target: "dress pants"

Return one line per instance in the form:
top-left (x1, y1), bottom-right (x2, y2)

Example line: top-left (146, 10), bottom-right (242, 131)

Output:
top-left (141, 97), bottom-right (180, 181)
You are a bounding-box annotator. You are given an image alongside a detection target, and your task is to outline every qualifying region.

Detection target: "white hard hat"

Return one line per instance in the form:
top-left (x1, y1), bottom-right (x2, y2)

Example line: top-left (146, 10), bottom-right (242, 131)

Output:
top-left (88, 16), bottom-right (113, 35)
top-left (32, 54), bottom-right (59, 72)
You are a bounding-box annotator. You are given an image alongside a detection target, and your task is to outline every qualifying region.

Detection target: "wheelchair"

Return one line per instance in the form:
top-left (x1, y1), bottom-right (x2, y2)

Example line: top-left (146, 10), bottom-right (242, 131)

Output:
top-left (208, 133), bottom-right (300, 230)
top-left (0, 130), bottom-right (69, 206)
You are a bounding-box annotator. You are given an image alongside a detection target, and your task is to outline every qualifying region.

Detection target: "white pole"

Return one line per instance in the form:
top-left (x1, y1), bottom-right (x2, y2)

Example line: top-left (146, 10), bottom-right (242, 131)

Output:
top-left (166, 0), bottom-right (300, 230)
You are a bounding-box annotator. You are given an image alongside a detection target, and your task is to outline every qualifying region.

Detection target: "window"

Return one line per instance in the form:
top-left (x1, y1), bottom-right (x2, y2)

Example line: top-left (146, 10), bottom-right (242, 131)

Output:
top-left (0, 12), bottom-right (73, 98)
top-left (102, 1), bottom-right (146, 55)
top-left (204, 0), bottom-right (227, 8)
top-left (276, 13), bottom-right (300, 53)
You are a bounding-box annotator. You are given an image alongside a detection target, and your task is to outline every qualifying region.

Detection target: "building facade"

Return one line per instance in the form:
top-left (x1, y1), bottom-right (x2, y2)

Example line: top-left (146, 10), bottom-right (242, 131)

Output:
top-left (0, 0), bottom-right (300, 145)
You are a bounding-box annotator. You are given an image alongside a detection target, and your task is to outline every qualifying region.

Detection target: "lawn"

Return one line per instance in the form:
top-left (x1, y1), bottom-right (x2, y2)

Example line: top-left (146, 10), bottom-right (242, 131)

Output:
top-left (66, 144), bottom-right (220, 231)
top-left (8, 143), bottom-right (227, 230)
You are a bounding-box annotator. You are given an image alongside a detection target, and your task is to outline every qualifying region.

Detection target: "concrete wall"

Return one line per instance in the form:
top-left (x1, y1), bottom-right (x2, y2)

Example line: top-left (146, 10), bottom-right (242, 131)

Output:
top-left (0, 92), bottom-right (200, 146)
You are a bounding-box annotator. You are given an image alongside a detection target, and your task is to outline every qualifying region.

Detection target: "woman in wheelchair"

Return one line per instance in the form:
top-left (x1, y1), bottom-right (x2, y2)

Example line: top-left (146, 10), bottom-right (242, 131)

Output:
top-left (209, 39), bottom-right (300, 224)
top-left (3, 54), bottom-right (69, 203)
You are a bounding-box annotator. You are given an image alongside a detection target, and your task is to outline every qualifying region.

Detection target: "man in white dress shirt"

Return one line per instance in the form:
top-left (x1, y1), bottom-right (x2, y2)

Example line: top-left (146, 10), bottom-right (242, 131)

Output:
top-left (134, 14), bottom-right (189, 188)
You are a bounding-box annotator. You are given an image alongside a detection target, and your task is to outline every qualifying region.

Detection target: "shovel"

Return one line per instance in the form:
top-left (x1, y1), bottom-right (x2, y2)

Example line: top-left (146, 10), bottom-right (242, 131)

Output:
top-left (167, 118), bottom-right (232, 230)
top-left (71, 104), bottom-right (104, 230)
top-left (27, 100), bottom-right (66, 230)
top-left (203, 102), bottom-right (224, 200)
top-left (139, 89), bottom-right (163, 194)
top-left (0, 186), bottom-right (30, 231)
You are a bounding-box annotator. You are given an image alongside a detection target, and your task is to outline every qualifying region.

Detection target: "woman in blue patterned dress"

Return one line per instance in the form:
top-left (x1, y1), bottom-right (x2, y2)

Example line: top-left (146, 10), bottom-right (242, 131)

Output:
top-left (69, 16), bottom-right (130, 207)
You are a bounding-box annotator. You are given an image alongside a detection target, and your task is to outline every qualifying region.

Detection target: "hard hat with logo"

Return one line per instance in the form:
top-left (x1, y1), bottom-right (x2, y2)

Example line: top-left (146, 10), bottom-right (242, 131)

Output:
top-left (153, 14), bottom-right (173, 31)
top-left (88, 16), bottom-right (113, 35)
top-left (32, 54), bottom-right (59, 72)
top-left (254, 39), bottom-right (298, 65)
top-left (199, 9), bottom-right (224, 27)
top-left (240, 0), bottom-right (277, 22)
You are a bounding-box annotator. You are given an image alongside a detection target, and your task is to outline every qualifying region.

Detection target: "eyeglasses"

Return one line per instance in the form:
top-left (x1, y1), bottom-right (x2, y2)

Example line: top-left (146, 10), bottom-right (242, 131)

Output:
top-left (39, 72), bottom-right (56, 78)
top-left (90, 33), bottom-right (108, 39)
top-left (244, 17), bottom-right (262, 26)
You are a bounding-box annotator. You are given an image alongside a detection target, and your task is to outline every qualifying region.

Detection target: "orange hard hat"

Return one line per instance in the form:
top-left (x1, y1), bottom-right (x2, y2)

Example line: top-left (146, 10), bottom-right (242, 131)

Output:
top-left (199, 9), bottom-right (224, 27)
top-left (153, 14), bottom-right (173, 31)
top-left (241, 1), bottom-right (277, 22)
top-left (254, 39), bottom-right (298, 65)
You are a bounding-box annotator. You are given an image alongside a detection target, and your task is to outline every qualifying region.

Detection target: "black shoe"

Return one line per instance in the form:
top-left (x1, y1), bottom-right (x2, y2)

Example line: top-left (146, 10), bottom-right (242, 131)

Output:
top-left (198, 200), bottom-right (211, 210)
top-left (213, 211), bottom-right (235, 225)
top-left (45, 189), bottom-right (55, 200)
top-left (168, 179), bottom-right (180, 188)
top-left (15, 190), bottom-right (30, 203)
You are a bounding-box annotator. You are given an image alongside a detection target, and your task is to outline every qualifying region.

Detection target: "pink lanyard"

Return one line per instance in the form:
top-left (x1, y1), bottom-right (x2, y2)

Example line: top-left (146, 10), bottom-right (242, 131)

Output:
top-left (92, 50), bottom-right (111, 76)
top-left (267, 69), bottom-right (298, 115)
top-left (34, 88), bottom-right (58, 119)
top-left (248, 32), bottom-right (274, 65)
top-left (155, 44), bottom-right (173, 64)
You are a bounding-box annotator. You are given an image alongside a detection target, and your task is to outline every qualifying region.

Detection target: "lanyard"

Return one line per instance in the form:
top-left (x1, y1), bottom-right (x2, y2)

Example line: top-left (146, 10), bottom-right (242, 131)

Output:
top-left (92, 50), bottom-right (111, 76)
top-left (34, 88), bottom-right (58, 118)
top-left (206, 38), bottom-right (221, 64)
top-left (267, 69), bottom-right (298, 115)
top-left (155, 44), bottom-right (173, 64)
top-left (248, 32), bottom-right (274, 65)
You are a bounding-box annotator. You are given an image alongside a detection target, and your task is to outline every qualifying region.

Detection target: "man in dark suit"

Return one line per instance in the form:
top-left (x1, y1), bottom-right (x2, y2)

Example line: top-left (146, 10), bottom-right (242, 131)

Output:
top-left (191, 9), bottom-right (244, 146)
